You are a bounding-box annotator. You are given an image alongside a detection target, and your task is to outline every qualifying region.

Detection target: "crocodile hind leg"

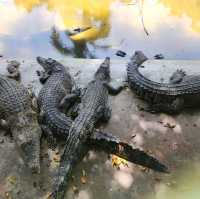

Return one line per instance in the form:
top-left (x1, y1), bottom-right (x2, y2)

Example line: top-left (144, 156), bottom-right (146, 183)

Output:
top-left (105, 83), bottom-right (125, 95)
top-left (102, 105), bottom-right (112, 122)
top-left (59, 93), bottom-right (80, 110)
top-left (36, 70), bottom-right (50, 84)
top-left (38, 112), bottom-right (57, 149)
top-left (149, 98), bottom-right (184, 114)
top-left (41, 124), bottom-right (57, 150)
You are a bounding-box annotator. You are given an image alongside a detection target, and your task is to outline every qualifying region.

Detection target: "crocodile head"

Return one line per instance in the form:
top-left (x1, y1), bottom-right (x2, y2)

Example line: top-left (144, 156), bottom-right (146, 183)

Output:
top-left (95, 57), bottom-right (110, 81)
top-left (11, 110), bottom-right (42, 173)
top-left (36, 56), bottom-right (65, 74)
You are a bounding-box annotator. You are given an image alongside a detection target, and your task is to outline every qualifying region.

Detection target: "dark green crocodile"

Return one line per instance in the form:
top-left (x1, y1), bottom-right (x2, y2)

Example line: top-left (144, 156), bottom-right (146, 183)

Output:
top-left (0, 75), bottom-right (42, 173)
top-left (51, 57), bottom-right (168, 199)
top-left (127, 51), bottom-right (200, 114)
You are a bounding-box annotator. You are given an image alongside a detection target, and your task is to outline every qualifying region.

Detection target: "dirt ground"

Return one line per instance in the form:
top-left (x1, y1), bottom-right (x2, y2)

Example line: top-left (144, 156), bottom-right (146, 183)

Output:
top-left (1, 58), bottom-right (200, 199)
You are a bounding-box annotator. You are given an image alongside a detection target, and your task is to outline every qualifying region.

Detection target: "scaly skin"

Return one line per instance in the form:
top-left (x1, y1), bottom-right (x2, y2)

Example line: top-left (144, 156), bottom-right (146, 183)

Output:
top-left (52, 57), bottom-right (168, 199)
top-left (37, 57), bottom-right (76, 140)
top-left (127, 51), bottom-right (200, 114)
top-left (0, 75), bottom-right (41, 173)
top-left (52, 57), bottom-right (117, 198)
top-left (36, 57), bottom-right (168, 188)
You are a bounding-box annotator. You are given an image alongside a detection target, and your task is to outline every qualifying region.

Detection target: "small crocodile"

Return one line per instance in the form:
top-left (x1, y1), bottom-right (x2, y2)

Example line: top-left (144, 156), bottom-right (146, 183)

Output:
top-left (0, 75), bottom-right (42, 173)
top-left (52, 57), bottom-right (168, 199)
top-left (127, 51), bottom-right (200, 114)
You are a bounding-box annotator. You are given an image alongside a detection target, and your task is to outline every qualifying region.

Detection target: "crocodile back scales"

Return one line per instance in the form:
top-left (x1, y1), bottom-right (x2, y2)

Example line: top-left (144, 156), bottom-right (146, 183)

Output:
top-left (68, 80), bottom-right (108, 140)
top-left (0, 75), bottom-right (31, 119)
top-left (38, 68), bottom-right (74, 138)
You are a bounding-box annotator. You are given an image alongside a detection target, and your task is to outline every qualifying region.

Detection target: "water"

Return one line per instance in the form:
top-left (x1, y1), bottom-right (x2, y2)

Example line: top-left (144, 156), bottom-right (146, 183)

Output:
top-left (1, 0), bottom-right (200, 59)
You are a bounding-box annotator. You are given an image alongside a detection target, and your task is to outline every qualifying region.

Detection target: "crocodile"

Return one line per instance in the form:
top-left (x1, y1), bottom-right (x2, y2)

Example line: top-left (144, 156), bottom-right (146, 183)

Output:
top-left (51, 57), bottom-right (168, 199)
top-left (0, 75), bottom-right (42, 173)
top-left (127, 51), bottom-right (200, 114)
top-left (36, 57), bottom-right (79, 144)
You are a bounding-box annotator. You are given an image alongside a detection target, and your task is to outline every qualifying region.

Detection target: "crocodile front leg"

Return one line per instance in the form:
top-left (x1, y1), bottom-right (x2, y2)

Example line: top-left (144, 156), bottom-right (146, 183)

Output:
top-left (59, 93), bottom-right (80, 110)
top-left (104, 82), bottom-right (124, 95)
top-left (41, 124), bottom-right (57, 149)
top-left (36, 70), bottom-right (50, 84)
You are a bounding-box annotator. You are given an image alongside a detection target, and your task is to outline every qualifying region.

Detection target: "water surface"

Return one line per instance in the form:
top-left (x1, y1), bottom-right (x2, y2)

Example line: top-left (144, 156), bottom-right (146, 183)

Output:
top-left (1, 0), bottom-right (200, 59)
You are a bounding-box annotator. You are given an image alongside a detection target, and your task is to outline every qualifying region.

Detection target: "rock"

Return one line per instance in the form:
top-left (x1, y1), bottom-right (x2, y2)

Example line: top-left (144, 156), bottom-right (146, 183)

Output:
top-left (7, 60), bottom-right (21, 81)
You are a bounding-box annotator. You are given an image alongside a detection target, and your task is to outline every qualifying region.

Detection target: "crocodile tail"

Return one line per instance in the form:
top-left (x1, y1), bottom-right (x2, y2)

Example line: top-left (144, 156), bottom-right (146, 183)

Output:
top-left (89, 130), bottom-right (169, 173)
top-left (44, 109), bottom-right (73, 139)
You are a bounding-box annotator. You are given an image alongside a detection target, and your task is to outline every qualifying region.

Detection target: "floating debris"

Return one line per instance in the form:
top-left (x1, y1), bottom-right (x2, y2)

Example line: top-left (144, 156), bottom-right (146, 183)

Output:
top-left (154, 54), bottom-right (164, 59)
top-left (116, 50), bottom-right (127, 57)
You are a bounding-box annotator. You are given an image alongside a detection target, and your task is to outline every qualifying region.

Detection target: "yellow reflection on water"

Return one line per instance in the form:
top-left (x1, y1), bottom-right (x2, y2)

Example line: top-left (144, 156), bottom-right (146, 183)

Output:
top-left (15, 0), bottom-right (133, 41)
top-left (160, 0), bottom-right (200, 33)
top-left (14, 0), bottom-right (200, 42)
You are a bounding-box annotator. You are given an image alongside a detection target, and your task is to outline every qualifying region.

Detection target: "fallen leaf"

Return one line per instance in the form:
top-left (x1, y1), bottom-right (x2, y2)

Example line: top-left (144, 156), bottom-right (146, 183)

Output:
top-left (80, 176), bottom-right (87, 184)
top-left (53, 155), bottom-right (60, 162)
top-left (72, 185), bottom-right (79, 194)
top-left (164, 123), bottom-right (176, 129)
top-left (5, 192), bottom-right (12, 199)
top-left (7, 176), bottom-right (17, 185)
top-left (111, 155), bottom-right (128, 169)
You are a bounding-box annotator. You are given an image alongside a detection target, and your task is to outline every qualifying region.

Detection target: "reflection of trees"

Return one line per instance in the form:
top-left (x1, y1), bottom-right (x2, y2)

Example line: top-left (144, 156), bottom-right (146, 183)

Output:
top-left (50, 27), bottom-right (95, 58)
top-left (15, 0), bottom-right (134, 58)
top-left (15, 0), bottom-right (112, 41)
top-left (161, 0), bottom-right (200, 33)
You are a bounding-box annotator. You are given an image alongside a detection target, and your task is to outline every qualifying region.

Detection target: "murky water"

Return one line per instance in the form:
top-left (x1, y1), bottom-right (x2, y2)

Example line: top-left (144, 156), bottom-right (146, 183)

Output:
top-left (1, 0), bottom-right (200, 59)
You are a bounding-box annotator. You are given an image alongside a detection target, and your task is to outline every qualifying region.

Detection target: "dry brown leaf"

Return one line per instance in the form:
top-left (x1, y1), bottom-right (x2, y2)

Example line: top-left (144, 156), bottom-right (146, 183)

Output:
top-left (72, 185), bottom-right (79, 194)
top-left (7, 176), bottom-right (17, 185)
top-left (80, 169), bottom-right (87, 184)
top-left (80, 176), bottom-right (87, 184)
top-left (53, 154), bottom-right (60, 163)
top-left (111, 155), bottom-right (128, 169)
top-left (5, 192), bottom-right (12, 199)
